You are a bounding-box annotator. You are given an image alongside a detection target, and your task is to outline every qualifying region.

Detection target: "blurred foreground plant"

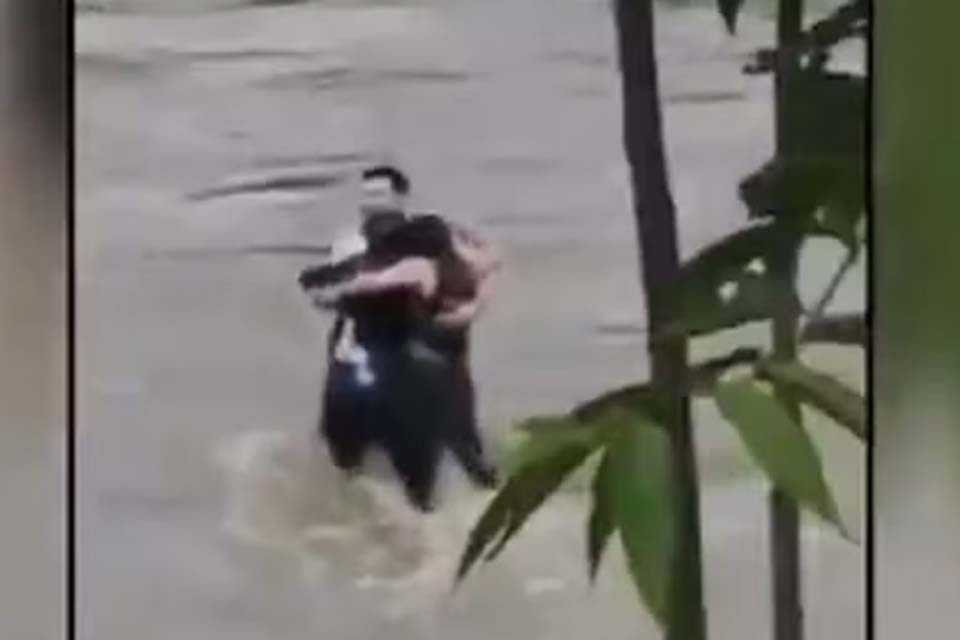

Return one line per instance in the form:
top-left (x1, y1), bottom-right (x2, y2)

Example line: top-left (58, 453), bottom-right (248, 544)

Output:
top-left (457, 1), bottom-right (866, 639)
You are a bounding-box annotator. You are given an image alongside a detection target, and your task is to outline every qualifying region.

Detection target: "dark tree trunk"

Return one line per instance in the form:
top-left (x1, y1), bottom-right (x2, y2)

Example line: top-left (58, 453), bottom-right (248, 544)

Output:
top-left (769, 0), bottom-right (806, 638)
top-left (611, 1), bottom-right (706, 638)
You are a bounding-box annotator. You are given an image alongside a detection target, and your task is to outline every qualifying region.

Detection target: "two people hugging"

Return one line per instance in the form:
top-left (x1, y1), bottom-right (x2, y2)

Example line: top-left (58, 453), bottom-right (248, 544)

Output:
top-left (299, 165), bottom-right (501, 512)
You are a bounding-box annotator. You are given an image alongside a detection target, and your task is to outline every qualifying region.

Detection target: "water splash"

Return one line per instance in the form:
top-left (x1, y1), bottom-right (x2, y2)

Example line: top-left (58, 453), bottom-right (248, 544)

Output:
top-left (215, 429), bottom-right (510, 620)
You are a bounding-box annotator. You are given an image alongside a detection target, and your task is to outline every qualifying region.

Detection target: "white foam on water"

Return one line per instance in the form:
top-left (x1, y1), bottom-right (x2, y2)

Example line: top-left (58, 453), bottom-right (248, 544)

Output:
top-left (216, 429), bottom-right (495, 620)
top-left (523, 576), bottom-right (567, 597)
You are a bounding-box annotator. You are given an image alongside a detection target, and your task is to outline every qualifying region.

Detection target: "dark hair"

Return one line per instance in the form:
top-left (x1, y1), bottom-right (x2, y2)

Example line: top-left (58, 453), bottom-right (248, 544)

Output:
top-left (362, 210), bottom-right (406, 243)
top-left (362, 165), bottom-right (411, 195)
top-left (403, 214), bottom-right (476, 304)
top-left (399, 214), bottom-right (453, 257)
top-left (357, 214), bottom-right (475, 306)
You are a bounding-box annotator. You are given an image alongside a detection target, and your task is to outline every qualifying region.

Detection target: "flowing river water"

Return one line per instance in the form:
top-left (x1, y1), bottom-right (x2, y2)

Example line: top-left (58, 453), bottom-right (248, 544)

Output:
top-left (77, 0), bottom-right (865, 638)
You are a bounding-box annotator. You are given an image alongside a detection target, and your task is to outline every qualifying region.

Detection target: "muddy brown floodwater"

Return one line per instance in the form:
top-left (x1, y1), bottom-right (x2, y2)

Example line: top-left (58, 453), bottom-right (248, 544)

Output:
top-left (77, 0), bottom-right (865, 638)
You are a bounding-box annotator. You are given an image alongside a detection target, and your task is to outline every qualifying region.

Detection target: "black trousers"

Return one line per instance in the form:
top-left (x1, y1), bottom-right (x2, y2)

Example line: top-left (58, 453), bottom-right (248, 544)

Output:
top-left (443, 351), bottom-right (497, 488)
top-left (320, 349), bottom-right (444, 512)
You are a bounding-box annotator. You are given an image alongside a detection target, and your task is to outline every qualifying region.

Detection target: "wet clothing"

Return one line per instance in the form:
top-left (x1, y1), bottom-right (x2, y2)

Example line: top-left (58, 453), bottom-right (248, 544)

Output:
top-left (317, 283), bottom-right (451, 511)
top-left (416, 222), bottom-right (498, 487)
top-left (302, 213), bottom-right (496, 510)
top-left (421, 325), bottom-right (497, 488)
top-left (304, 217), bottom-right (453, 511)
top-left (337, 294), bottom-right (448, 508)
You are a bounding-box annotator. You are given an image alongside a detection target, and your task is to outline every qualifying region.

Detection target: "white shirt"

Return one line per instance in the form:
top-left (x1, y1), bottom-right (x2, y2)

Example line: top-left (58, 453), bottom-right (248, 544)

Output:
top-left (327, 228), bottom-right (369, 369)
top-left (329, 228), bottom-right (366, 263)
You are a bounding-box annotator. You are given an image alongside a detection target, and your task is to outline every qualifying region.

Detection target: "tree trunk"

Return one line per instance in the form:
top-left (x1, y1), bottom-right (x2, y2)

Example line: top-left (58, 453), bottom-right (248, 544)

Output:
top-left (769, 0), bottom-right (805, 638)
top-left (611, 1), bottom-right (706, 637)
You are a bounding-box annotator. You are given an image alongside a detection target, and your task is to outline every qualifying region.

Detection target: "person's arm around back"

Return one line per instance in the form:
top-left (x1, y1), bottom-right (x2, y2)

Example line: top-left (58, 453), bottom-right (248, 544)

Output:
top-left (450, 222), bottom-right (503, 281)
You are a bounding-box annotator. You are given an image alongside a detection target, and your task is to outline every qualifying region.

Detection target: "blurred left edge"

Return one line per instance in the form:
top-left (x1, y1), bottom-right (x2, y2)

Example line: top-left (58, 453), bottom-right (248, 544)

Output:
top-left (0, 1), bottom-right (69, 639)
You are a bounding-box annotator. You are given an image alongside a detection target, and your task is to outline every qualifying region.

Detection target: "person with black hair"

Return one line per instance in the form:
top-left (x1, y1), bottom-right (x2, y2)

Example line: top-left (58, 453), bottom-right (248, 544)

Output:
top-left (416, 216), bottom-right (501, 488)
top-left (306, 167), bottom-right (500, 507)
top-left (304, 216), bottom-right (475, 510)
top-left (321, 165), bottom-right (413, 365)
top-left (361, 164), bottom-right (411, 200)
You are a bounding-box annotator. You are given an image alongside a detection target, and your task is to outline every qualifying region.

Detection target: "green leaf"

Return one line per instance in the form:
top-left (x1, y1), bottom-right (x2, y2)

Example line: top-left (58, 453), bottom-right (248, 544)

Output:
top-left (757, 360), bottom-right (865, 440)
top-left (507, 414), bottom-right (602, 474)
top-left (572, 349), bottom-right (762, 421)
top-left (785, 69), bottom-right (866, 159)
top-left (661, 223), bottom-right (799, 339)
top-left (789, 70), bottom-right (866, 238)
top-left (802, 0), bottom-right (868, 55)
top-left (456, 417), bottom-right (605, 583)
top-left (605, 416), bottom-right (674, 625)
top-left (716, 0), bottom-right (747, 33)
top-left (456, 484), bottom-right (512, 583)
top-left (481, 452), bottom-right (579, 562)
top-left (809, 0), bottom-right (867, 47)
top-left (743, 2), bottom-right (867, 76)
top-left (739, 156), bottom-right (864, 250)
top-left (573, 383), bottom-right (661, 423)
top-left (714, 379), bottom-right (847, 534)
top-left (587, 451), bottom-right (616, 584)
top-left (687, 347), bottom-right (764, 392)
top-left (739, 68), bottom-right (866, 245)
top-left (817, 200), bottom-right (863, 254)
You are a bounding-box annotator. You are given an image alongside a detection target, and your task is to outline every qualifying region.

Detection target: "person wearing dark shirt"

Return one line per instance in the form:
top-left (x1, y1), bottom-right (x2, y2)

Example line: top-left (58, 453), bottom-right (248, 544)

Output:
top-left (303, 216), bottom-right (477, 510)
top-left (300, 165), bottom-right (501, 501)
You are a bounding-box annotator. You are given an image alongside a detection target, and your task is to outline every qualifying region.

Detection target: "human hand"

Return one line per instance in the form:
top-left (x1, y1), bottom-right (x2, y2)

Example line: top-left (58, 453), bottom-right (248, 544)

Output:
top-left (434, 298), bottom-right (480, 328)
top-left (310, 287), bottom-right (341, 309)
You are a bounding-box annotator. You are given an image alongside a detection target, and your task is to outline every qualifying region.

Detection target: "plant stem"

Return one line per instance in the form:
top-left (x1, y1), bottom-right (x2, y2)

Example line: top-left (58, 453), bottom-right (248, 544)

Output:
top-left (807, 248), bottom-right (857, 323)
top-left (771, 0), bottom-right (806, 638)
top-left (611, 0), bottom-right (706, 637)
top-left (769, 239), bottom-right (804, 640)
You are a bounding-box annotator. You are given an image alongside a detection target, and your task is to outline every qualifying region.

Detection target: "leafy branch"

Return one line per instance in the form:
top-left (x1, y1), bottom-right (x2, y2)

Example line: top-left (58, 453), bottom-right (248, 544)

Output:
top-left (801, 312), bottom-right (866, 347)
top-left (457, 1), bottom-right (867, 636)
top-left (743, 0), bottom-right (867, 75)
top-left (805, 245), bottom-right (859, 322)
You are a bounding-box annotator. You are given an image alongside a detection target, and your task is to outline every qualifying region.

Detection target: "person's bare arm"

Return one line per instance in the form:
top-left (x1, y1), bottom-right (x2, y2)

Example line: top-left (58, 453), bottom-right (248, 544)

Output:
top-left (311, 257), bottom-right (435, 307)
top-left (434, 296), bottom-right (483, 329)
top-left (431, 222), bottom-right (501, 328)
top-left (451, 223), bottom-right (503, 280)
top-left (433, 279), bottom-right (491, 329)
